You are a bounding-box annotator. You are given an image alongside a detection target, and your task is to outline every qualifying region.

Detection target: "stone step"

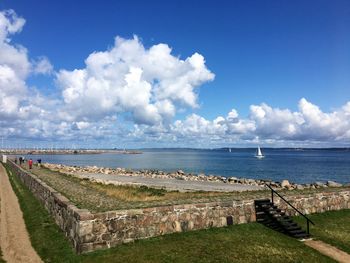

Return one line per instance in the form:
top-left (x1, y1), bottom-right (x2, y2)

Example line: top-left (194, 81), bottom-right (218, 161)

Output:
top-left (293, 232), bottom-right (310, 239)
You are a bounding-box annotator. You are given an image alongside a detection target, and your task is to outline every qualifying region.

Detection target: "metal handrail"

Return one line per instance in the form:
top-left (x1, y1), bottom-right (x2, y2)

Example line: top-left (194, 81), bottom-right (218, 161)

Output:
top-left (265, 184), bottom-right (315, 234)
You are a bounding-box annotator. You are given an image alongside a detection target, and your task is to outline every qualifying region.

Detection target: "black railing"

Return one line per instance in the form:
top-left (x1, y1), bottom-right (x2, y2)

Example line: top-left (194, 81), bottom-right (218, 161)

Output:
top-left (265, 184), bottom-right (315, 235)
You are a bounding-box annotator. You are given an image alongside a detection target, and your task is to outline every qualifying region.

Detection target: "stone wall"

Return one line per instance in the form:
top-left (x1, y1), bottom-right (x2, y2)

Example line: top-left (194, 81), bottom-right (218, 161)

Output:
top-left (274, 191), bottom-right (350, 216)
top-left (5, 159), bottom-right (350, 254)
top-left (79, 200), bottom-right (256, 252)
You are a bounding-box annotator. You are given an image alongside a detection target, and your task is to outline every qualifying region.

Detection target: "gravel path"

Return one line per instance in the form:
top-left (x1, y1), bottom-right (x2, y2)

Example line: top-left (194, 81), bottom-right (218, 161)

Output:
top-left (0, 164), bottom-right (42, 263)
top-left (78, 173), bottom-right (264, 192)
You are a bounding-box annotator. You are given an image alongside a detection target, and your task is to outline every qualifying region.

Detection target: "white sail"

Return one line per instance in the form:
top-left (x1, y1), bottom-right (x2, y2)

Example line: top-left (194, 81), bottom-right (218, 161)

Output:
top-left (229, 148), bottom-right (231, 153)
top-left (256, 146), bottom-right (264, 158)
top-left (257, 146), bottom-right (262, 156)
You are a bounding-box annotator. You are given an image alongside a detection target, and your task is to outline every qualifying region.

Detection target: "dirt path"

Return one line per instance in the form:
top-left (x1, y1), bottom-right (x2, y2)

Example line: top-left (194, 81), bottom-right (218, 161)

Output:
top-left (304, 239), bottom-right (350, 263)
top-left (0, 164), bottom-right (42, 263)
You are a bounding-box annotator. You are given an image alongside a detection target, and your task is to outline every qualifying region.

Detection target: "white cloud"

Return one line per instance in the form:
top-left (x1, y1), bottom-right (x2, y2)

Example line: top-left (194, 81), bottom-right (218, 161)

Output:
top-left (0, 9), bottom-right (25, 42)
top-left (131, 98), bottom-right (350, 147)
top-left (297, 98), bottom-right (350, 141)
top-left (33, 56), bottom-right (53, 75)
top-left (250, 103), bottom-right (304, 139)
top-left (0, 10), bottom-right (61, 141)
top-left (170, 109), bottom-right (256, 140)
top-left (56, 35), bottom-right (215, 125)
top-left (0, 10), bottom-right (29, 119)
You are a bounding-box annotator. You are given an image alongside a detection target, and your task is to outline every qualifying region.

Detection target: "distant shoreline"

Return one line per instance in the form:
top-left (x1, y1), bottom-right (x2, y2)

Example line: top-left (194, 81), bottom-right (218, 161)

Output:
top-left (42, 162), bottom-right (348, 191)
top-left (1, 149), bottom-right (142, 155)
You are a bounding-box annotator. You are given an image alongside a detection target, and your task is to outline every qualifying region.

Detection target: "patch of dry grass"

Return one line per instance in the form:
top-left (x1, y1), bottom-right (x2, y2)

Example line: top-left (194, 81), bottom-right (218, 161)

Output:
top-left (86, 181), bottom-right (240, 202)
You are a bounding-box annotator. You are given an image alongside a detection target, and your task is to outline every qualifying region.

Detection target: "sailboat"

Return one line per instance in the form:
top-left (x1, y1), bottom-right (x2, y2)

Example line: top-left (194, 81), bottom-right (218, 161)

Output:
top-left (229, 148), bottom-right (232, 153)
top-left (255, 146), bottom-right (264, 159)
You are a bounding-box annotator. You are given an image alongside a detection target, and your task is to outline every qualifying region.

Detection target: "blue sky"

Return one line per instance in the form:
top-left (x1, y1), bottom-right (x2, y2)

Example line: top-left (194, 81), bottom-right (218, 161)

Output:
top-left (0, 1), bottom-right (350, 148)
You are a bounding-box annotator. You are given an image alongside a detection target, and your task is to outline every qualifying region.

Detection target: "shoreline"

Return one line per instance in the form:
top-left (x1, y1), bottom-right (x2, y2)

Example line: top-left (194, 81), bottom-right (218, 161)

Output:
top-left (1, 149), bottom-right (142, 155)
top-left (42, 163), bottom-right (347, 191)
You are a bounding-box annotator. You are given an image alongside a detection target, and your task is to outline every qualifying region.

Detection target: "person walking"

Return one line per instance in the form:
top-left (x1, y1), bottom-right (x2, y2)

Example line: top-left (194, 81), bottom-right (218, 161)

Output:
top-left (28, 159), bottom-right (33, 169)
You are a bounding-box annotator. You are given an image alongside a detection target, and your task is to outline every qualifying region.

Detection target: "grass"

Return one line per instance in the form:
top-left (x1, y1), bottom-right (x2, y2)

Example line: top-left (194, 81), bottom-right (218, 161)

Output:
top-left (294, 209), bottom-right (350, 254)
top-left (2, 162), bottom-right (335, 262)
top-left (80, 223), bottom-right (334, 263)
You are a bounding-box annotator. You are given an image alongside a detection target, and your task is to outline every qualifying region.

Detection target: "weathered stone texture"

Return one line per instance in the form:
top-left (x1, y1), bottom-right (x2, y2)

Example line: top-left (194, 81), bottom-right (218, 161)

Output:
top-left (7, 161), bottom-right (350, 254)
top-left (273, 191), bottom-right (350, 216)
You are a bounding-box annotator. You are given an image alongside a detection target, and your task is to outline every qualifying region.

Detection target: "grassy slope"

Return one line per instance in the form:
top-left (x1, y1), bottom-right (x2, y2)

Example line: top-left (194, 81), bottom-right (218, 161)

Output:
top-left (3, 162), bottom-right (334, 263)
top-left (294, 209), bottom-right (350, 254)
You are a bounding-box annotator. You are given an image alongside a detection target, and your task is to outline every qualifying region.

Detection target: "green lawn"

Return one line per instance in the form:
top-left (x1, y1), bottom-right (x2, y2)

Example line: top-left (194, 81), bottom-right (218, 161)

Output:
top-left (294, 209), bottom-right (350, 254)
top-left (2, 162), bottom-right (335, 263)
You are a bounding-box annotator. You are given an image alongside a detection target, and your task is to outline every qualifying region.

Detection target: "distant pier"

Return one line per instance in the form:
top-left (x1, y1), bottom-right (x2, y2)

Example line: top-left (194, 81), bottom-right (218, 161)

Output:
top-left (0, 149), bottom-right (142, 155)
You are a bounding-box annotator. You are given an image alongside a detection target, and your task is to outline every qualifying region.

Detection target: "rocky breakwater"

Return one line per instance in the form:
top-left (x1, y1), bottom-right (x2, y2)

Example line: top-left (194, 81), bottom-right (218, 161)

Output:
top-left (42, 163), bottom-right (346, 191)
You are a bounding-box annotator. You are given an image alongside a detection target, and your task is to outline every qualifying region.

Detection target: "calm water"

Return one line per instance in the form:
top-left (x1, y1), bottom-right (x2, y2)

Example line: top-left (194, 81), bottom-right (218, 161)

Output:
top-left (23, 148), bottom-right (350, 184)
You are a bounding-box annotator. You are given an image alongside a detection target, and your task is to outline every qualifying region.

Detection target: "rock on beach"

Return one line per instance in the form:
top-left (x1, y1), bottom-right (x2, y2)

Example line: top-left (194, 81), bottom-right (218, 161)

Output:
top-left (41, 163), bottom-right (345, 191)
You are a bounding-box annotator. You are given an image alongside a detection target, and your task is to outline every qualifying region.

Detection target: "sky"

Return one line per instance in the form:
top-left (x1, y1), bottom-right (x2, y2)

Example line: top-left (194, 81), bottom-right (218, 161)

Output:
top-left (0, 0), bottom-right (350, 148)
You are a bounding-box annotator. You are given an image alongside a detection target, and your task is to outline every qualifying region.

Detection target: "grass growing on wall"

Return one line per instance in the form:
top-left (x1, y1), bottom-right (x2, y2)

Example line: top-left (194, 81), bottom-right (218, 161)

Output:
top-left (2, 162), bottom-right (336, 263)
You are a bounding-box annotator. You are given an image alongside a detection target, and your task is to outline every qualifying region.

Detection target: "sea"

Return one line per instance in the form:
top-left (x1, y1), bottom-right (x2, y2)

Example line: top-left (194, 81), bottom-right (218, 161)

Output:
top-left (22, 148), bottom-right (350, 184)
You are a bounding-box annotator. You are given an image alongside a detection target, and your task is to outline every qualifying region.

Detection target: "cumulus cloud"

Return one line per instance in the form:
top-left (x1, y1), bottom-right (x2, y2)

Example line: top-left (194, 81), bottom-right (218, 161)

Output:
top-left (131, 98), bottom-right (350, 146)
top-left (0, 9), bottom-right (25, 42)
top-left (171, 111), bottom-right (255, 139)
top-left (249, 103), bottom-right (304, 139)
top-left (0, 9), bottom-right (29, 119)
top-left (33, 56), bottom-right (54, 75)
top-left (297, 98), bottom-right (350, 141)
top-left (0, 10), bottom-right (217, 145)
top-left (56, 36), bottom-right (215, 125)
top-left (0, 10), bottom-right (62, 141)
